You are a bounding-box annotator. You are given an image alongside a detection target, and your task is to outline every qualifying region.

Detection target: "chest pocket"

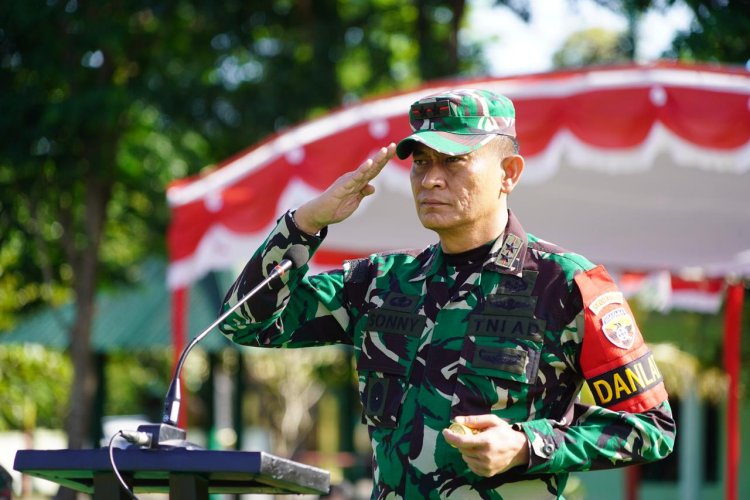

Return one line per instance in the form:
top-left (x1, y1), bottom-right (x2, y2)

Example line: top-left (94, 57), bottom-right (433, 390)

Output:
top-left (356, 293), bottom-right (425, 428)
top-left (451, 303), bottom-right (545, 420)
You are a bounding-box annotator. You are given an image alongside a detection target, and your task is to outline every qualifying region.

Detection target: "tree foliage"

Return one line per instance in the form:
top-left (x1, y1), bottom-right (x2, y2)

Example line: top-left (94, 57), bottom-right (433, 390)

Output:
top-left (666, 0), bottom-right (750, 64)
top-left (0, 1), bottom-right (485, 328)
top-left (588, 0), bottom-right (750, 64)
top-left (552, 27), bottom-right (632, 68)
top-left (0, 0), bottom-right (483, 457)
top-left (0, 345), bottom-right (72, 431)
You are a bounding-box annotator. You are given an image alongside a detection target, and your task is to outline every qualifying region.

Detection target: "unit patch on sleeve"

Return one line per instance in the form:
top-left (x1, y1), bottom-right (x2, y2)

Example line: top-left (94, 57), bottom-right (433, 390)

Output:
top-left (600, 307), bottom-right (636, 349)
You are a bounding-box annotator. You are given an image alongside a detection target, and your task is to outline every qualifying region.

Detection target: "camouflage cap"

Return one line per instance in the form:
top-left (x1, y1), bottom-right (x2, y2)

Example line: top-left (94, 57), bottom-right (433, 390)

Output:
top-left (396, 88), bottom-right (516, 159)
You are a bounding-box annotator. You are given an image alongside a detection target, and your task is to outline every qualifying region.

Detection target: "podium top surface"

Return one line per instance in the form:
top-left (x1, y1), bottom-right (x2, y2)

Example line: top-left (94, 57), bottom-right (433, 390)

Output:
top-left (14, 448), bottom-right (330, 495)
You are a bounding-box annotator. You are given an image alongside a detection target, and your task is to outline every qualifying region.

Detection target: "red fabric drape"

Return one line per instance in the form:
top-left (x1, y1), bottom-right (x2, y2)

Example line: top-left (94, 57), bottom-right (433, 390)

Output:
top-left (723, 282), bottom-right (744, 500)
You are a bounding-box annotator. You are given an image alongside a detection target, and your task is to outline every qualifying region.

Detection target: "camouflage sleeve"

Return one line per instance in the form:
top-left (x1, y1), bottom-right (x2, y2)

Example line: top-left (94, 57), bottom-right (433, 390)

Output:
top-left (515, 399), bottom-right (675, 474)
top-left (218, 210), bottom-right (353, 347)
top-left (514, 265), bottom-right (676, 473)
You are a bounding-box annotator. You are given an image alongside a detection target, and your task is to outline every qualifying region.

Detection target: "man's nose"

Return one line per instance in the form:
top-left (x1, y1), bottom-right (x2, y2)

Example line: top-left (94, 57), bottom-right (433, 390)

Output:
top-left (421, 163), bottom-right (445, 189)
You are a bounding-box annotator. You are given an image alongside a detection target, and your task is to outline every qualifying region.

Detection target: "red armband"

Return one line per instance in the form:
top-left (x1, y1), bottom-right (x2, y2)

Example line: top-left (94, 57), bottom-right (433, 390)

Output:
top-left (575, 266), bottom-right (668, 413)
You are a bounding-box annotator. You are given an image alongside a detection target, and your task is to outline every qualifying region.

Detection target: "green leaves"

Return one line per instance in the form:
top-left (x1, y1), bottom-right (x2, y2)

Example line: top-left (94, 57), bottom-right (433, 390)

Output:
top-left (0, 0), bottom-right (481, 438)
top-left (0, 345), bottom-right (72, 431)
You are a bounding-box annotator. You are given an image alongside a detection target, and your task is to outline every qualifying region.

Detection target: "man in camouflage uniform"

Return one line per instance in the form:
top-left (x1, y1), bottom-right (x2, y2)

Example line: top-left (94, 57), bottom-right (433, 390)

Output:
top-left (219, 89), bottom-right (676, 499)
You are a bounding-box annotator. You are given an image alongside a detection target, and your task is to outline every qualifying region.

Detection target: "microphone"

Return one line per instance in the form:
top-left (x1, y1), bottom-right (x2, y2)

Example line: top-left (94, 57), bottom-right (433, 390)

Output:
top-left (137, 246), bottom-right (307, 448)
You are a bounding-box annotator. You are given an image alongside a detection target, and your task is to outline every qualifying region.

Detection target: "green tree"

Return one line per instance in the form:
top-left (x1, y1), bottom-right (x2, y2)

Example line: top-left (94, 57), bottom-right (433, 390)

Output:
top-left (0, 345), bottom-right (72, 431)
top-left (0, 1), bottom-right (484, 481)
top-left (500, 0), bottom-right (749, 65)
top-left (552, 27), bottom-right (632, 68)
top-left (666, 0), bottom-right (750, 64)
top-left (588, 0), bottom-right (750, 64)
top-left (0, 1), bottom-right (219, 462)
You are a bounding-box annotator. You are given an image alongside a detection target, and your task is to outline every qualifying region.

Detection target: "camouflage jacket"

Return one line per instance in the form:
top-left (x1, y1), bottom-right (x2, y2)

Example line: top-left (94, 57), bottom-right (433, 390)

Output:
top-left (220, 210), bottom-right (676, 499)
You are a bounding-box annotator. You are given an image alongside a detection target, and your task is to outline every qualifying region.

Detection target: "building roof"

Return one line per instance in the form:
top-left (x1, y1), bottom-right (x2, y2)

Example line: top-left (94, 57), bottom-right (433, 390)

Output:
top-left (0, 259), bottom-right (237, 353)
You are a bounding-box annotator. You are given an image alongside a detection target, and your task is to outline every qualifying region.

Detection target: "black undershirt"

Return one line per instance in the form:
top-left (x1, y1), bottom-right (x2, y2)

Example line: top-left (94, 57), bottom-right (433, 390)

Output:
top-left (442, 242), bottom-right (493, 268)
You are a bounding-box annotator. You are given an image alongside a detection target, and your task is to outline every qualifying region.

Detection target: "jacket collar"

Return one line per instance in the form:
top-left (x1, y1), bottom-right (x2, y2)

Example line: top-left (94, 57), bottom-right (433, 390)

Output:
top-left (486, 209), bottom-right (527, 277)
top-left (409, 209), bottom-right (528, 282)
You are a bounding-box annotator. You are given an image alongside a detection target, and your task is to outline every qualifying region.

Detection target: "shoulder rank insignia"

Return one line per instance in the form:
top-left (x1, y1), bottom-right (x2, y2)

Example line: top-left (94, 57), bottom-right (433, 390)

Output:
top-left (497, 234), bottom-right (523, 269)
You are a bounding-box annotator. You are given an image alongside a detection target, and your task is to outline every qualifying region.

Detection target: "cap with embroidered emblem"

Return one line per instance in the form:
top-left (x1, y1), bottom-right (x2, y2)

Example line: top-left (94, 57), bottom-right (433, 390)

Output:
top-left (396, 88), bottom-right (517, 159)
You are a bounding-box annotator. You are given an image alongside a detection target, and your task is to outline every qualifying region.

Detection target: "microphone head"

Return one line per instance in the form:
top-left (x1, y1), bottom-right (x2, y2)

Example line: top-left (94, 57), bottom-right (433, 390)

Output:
top-left (283, 245), bottom-right (308, 270)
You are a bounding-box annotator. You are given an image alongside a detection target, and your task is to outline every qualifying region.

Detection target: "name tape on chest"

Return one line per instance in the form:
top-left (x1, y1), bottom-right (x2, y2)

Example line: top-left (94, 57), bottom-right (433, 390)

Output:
top-left (366, 309), bottom-right (426, 337)
top-left (467, 314), bottom-right (545, 342)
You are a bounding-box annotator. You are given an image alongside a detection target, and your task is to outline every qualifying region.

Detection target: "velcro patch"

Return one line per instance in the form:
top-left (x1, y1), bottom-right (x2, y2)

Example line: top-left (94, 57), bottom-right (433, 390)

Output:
top-left (381, 292), bottom-right (420, 313)
top-left (588, 351), bottom-right (663, 408)
top-left (496, 270), bottom-right (538, 296)
top-left (364, 376), bottom-right (389, 417)
top-left (485, 294), bottom-right (537, 317)
top-left (472, 347), bottom-right (527, 375)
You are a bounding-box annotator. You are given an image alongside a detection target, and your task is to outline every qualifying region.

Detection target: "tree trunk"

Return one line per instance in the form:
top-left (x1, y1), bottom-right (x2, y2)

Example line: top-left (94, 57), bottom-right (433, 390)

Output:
top-left (55, 176), bottom-right (112, 500)
top-left (417, 0), bottom-right (466, 79)
top-left (449, 0), bottom-right (466, 73)
top-left (65, 286), bottom-right (97, 450)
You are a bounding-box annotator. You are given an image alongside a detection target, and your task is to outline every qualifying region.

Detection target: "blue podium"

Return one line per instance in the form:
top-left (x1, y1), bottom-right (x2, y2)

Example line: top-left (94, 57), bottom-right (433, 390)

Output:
top-left (14, 448), bottom-right (330, 499)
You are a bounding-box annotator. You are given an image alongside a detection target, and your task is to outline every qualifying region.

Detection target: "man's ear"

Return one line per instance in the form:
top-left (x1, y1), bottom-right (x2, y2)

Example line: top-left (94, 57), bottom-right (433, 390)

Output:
top-left (500, 155), bottom-right (524, 194)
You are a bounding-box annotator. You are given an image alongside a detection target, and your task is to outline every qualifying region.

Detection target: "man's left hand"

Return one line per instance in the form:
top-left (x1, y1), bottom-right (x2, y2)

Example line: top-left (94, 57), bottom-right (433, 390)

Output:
top-left (442, 414), bottom-right (530, 477)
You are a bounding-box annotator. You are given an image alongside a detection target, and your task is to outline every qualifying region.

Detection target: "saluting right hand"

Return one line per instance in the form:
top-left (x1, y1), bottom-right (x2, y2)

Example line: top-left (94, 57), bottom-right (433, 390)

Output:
top-left (293, 143), bottom-right (396, 234)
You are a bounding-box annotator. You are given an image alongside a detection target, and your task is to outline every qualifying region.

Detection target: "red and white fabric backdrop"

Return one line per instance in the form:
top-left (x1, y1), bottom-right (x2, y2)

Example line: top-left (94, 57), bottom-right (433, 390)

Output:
top-left (167, 63), bottom-right (750, 298)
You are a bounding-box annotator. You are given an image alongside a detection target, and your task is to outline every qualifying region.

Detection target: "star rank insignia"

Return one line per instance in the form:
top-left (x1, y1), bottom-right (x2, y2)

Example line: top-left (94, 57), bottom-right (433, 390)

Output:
top-left (497, 234), bottom-right (523, 269)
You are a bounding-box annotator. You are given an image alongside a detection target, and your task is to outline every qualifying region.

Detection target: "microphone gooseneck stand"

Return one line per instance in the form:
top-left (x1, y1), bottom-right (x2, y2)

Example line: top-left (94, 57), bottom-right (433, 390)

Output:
top-left (133, 247), bottom-right (305, 449)
top-left (17, 246), bottom-right (329, 500)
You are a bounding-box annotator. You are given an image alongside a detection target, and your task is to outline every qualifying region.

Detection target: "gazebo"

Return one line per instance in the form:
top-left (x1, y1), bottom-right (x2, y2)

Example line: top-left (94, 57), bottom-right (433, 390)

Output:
top-left (166, 62), bottom-right (749, 498)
